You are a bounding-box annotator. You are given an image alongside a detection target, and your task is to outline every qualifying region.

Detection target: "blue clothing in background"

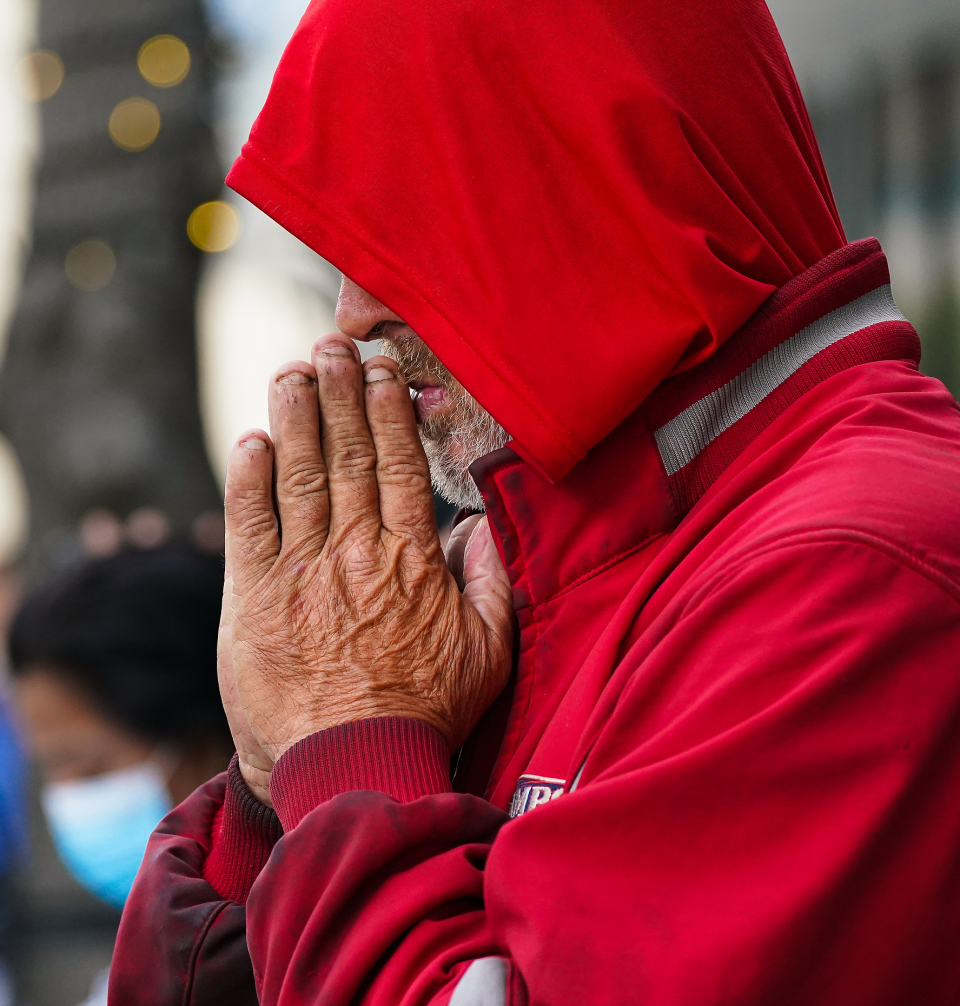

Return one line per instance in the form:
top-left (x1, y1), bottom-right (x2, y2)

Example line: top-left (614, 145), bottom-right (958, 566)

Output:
top-left (0, 693), bottom-right (26, 875)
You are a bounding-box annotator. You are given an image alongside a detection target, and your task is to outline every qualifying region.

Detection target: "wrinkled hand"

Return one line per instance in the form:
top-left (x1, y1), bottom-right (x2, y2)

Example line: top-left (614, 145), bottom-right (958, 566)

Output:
top-left (218, 547), bottom-right (275, 805)
top-left (220, 336), bottom-right (514, 795)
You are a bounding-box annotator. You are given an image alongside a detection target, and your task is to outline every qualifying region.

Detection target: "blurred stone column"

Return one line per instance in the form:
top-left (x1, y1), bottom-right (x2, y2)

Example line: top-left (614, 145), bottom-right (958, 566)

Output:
top-left (0, 0), bottom-right (223, 576)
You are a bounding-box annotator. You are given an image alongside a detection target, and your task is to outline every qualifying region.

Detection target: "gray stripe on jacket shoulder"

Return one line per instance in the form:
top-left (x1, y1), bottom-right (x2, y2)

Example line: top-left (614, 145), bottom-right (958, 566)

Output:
top-left (654, 284), bottom-right (906, 476)
top-left (449, 957), bottom-right (508, 1006)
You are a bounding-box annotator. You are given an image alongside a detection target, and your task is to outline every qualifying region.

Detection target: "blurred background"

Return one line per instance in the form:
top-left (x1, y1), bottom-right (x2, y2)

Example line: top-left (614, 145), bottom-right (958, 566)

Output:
top-left (0, 0), bottom-right (956, 1001)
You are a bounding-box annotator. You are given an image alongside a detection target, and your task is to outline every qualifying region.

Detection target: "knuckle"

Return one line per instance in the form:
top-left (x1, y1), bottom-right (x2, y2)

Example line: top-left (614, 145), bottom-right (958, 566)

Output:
top-left (376, 448), bottom-right (429, 477)
top-left (225, 486), bottom-right (264, 511)
top-left (328, 435), bottom-right (376, 476)
top-left (278, 462), bottom-right (328, 498)
top-left (225, 491), bottom-right (275, 537)
top-left (234, 510), bottom-right (276, 539)
top-left (377, 464), bottom-right (431, 491)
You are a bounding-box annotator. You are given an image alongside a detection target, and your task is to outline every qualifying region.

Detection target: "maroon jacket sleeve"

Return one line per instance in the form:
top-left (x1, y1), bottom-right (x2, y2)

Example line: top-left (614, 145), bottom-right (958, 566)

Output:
top-left (243, 541), bottom-right (960, 1006)
top-left (114, 540), bottom-right (960, 1005)
top-left (249, 719), bottom-right (518, 1005)
top-left (108, 760), bottom-right (281, 1006)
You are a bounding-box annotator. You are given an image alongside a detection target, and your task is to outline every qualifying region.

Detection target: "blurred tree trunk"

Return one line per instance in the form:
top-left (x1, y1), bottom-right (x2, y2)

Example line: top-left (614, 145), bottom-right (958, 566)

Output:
top-left (0, 0), bottom-right (223, 576)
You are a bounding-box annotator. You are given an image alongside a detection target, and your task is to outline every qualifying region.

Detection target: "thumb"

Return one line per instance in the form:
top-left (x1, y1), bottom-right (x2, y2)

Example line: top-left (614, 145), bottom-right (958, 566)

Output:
top-left (216, 561), bottom-right (243, 736)
top-left (461, 517), bottom-right (514, 638)
top-left (445, 513), bottom-right (483, 590)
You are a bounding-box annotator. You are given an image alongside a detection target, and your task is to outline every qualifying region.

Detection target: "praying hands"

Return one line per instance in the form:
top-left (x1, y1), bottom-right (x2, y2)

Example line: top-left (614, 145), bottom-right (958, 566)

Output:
top-left (217, 334), bottom-right (514, 804)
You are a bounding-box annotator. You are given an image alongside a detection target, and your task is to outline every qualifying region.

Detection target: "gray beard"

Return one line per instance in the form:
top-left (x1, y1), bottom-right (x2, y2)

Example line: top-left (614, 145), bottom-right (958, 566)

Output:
top-left (420, 396), bottom-right (511, 512)
top-left (378, 336), bottom-right (510, 512)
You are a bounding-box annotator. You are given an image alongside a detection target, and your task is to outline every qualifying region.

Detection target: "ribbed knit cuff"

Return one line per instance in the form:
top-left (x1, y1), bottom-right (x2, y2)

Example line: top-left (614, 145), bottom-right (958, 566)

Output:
top-left (270, 717), bottom-right (452, 832)
top-left (202, 754), bottom-right (283, 904)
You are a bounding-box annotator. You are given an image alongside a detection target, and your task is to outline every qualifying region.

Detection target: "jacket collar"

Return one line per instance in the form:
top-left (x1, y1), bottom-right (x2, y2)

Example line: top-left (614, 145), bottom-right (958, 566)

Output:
top-left (470, 238), bottom-right (919, 609)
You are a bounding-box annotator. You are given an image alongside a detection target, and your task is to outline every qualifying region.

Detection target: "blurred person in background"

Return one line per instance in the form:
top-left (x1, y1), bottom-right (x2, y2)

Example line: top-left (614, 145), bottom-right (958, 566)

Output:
top-left (8, 544), bottom-right (231, 920)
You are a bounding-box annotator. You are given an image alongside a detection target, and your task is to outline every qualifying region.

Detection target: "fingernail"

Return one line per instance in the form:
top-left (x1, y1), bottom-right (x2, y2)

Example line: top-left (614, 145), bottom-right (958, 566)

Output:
top-left (319, 342), bottom-right (353, 357)
top-left (364, 367), bottom-right (394, 383)
top-left (242, 437), bottom-right (269, 451)
top-left (278, 371), bottom-right (311, 385)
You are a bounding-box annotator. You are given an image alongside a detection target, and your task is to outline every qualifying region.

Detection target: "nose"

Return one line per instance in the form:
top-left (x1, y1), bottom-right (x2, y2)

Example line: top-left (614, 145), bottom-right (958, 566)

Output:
top-left (335, 276), bottom-right (404, 340)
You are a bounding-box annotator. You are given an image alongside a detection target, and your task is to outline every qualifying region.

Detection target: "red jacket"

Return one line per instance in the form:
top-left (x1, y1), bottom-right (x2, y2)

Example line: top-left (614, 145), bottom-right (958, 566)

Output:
top-left (111, 240), bottom-right (960, 1004)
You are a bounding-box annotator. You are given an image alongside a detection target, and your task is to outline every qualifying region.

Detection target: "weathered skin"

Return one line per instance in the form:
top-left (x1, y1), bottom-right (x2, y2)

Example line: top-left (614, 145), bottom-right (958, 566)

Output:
top-left (220, 323), bottom-right (514, 804)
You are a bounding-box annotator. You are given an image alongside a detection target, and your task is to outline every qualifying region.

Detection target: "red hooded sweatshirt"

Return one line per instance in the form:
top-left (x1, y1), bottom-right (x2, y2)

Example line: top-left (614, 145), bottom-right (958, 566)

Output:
top-left (110, 1), bottom-right (960, 1004)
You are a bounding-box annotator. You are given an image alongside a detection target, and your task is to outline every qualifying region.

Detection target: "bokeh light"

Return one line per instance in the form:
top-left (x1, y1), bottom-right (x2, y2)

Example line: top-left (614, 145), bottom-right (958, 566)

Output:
top-left (15, 49), bottom-right (64, 101)
top-left (64, 239), bottom-right (116, 291)
top-left (125, 506), bottom-right (171, 549)
top-left (78, 508), bottom-right (122, 558)
top-left (108, 97), bottom-right (161, 151)
top-left (137, 35), bottom-right (191, 88)
top-left (187, 200), bottom-right (240, 252)
top-left (191, 510), bottom-right (225, 554)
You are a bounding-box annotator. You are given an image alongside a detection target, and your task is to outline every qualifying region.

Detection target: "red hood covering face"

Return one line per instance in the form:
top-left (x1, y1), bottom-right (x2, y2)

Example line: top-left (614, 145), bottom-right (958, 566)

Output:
top-left (227, 0), bottom-right (845, 481)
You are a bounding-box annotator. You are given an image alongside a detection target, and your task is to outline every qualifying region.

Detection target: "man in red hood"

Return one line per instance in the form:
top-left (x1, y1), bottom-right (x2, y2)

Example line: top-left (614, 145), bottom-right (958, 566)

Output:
top-left (110, 1), bottom-right (960, 1004)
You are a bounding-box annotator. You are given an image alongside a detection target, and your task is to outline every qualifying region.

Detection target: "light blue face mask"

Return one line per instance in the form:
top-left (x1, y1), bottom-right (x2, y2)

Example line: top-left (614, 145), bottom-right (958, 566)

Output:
top-left (41, 760), bottom-right (173, 910)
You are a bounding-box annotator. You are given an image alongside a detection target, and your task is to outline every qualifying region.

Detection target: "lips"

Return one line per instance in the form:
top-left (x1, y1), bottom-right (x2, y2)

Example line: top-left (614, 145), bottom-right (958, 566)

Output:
top-left (411, 383), bottom-right (448, 423)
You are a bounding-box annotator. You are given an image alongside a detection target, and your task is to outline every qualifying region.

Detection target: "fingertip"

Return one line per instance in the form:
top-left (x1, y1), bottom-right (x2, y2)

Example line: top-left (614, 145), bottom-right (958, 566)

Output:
top-left (362, 355), bottom-right (402, 379)
top-left (224, 428), bottom-right (280, 561)
top-left (227, 432), bottom-right (274, 492)
top-left (272, 361), bottom-right (317, 388)
top-left (444, 513), bottom-right (483, 590)
top-left (312, 333), bottom-right (361, 363)
top-left (236, 429), bottom-right (273, 453)
top-left (468, 514), bottom-right (490, 543)
top-left (464, 517), bottom-right (508, 583)
top-left (241, 437), bottom-right (270, 452)
top-left (363, 362), bottom-right (400, 385)
top-left (363, 360), bottom-right (413, 407)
